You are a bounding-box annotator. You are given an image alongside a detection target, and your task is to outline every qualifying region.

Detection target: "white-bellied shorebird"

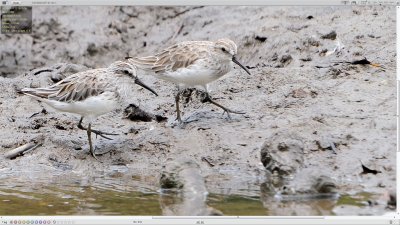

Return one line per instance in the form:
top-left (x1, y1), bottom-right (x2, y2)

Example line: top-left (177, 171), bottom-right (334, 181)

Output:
top-left (126, 38), bottom-right (251, 123)
top-left (20, 61), bottom-right (158, 159)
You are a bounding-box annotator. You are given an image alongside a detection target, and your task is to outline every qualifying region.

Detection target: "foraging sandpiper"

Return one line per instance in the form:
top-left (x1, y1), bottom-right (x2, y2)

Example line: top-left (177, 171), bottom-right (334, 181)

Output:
top-left (127, 38), bottom-right (251, 123)
top-left (21, 61), bottom-right (158, 159)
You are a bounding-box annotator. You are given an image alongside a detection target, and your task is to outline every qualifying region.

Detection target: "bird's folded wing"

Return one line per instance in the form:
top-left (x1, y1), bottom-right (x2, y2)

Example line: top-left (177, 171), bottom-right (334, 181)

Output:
top-left (27, 74), bottom-right (108, 103)
top-left (127, 44), bottom-right (202, 74)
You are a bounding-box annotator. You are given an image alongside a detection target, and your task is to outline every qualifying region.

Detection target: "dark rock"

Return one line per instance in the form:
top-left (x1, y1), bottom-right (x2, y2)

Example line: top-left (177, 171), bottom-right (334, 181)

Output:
top-left (160, 172), bottom-right (183, 189)
top-left (321, 31), bottom-right (337, 40)
top-left (319, 48), bottom-right (328, 56)
top-left (124, 104), bottom-right (153, 122)
top-left (275, 55), bottom-right (293, 68)
top-left (123, 104), bottom-right (167, 122)
top-left (360, 161), bottom-right (381, 175)
top-left (306, 37), bottom-right (320, 47)
top-left (280, 55), bottom-right (292, 64)
top-left (255, 35), bottom-right (267, 42)
top-left (355, 35), bottom-right (364, 39)
top-left (31, 118), bottom-right (46, 130)
top-left (86, 43), bottom-right (98, 56)
top-left (55, 124), bottom-right (66, 130)
top-left (155, 115), bottom-right (168, 122)
top-left (312, 175), bottom-right (337, 193)
top-left (260, 133), bottom-right (304, 176)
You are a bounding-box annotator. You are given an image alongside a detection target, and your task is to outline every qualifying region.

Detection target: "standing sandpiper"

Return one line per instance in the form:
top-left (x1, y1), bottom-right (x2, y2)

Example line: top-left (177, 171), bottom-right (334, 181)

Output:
top-left (126, 38), bottom-right (251, 123)
top-left (20, 61), bottom-right (158, 159)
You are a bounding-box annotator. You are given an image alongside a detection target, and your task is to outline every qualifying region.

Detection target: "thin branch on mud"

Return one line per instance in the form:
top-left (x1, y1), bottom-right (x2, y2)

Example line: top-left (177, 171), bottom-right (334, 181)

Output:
top-left (201, 156), bottom-right (215, 167)
top-left (4, 141), bottom-right (42, 159)
top-left (172, 23), bottom-right (185, 40)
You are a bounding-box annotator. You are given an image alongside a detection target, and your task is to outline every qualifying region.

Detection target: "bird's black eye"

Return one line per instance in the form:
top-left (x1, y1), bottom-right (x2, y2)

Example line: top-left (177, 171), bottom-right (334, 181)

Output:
top-left (123, 70), bottom-right (131, 75)
top-left (221, 47), bottom-right (226, 52)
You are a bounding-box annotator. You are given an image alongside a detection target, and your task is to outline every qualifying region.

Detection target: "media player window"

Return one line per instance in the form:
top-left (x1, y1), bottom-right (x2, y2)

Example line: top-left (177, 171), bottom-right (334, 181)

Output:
top-left (0, 0), bottom-right (398, 224)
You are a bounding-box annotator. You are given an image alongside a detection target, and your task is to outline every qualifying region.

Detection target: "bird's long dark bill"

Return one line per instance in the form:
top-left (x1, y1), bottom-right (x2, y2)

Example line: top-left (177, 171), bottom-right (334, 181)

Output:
top-left (232, 56), bottom-right (251, 75)
top-left (135, 77), bottom-right (158, 96)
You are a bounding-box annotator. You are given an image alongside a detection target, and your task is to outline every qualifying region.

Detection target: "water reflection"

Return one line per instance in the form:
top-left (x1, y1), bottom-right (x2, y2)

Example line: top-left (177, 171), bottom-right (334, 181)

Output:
top-left (0, 171), bottom-right (389, 215)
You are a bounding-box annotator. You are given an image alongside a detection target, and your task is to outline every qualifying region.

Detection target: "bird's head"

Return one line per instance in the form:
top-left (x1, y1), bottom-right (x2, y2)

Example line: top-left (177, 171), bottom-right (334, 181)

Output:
top-left (214, 38), bottom-right (251, 75)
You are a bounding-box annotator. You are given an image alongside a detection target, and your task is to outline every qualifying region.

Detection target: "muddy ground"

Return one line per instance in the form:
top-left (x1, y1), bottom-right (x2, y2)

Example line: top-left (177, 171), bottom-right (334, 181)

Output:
top-left (0, 6), bottom-right (397, 215)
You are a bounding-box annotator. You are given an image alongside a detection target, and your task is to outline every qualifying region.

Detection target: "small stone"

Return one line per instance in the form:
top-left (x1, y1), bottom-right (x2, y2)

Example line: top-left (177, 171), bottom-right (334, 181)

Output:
top-left (255, 35), bottom-right (267, 42)
top-left (321, 31), bottom-right (337, 40)
top-left (312, 176), bottom-right (337, 193)
top-left (275, 55), bottom-right (293, 68)
top-left (124, 104), bottom-right (156, 122)
top-left (291, 88), bottom-right (308, 98)
top-left (306, 37), bottom-right (320, 47)
top-left (260, 133), bottom-right (304, 176)
top-left (300, 56), bottom-right (312, 62)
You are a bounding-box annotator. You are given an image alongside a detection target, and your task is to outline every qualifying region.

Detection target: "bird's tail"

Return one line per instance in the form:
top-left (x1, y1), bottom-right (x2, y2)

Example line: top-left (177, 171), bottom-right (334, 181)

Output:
top-left (20, 87), bottom-right (54, 99)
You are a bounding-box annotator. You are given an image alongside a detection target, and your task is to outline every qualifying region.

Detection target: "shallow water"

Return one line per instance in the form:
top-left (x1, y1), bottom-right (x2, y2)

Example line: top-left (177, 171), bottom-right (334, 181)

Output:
top-left (0, 180), bottom-right (386, 216)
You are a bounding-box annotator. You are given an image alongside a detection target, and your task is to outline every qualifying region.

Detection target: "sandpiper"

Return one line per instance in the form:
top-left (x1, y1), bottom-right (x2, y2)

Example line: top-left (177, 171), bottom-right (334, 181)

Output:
top-left (126, 38), bottom-right (251, 123)
top-left (20, 61), bottom-right (158, 159)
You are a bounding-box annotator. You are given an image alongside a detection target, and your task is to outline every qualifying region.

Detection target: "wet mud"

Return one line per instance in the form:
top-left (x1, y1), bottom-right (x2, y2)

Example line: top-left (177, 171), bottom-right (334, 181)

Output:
top-left (0, 6), bottom-right (396, 215)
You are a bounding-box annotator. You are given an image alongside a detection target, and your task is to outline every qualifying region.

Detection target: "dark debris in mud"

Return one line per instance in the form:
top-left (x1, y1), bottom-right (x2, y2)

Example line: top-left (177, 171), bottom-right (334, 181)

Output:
top-left (124, 104), bottom-right (167, 122)
top-left (360, 161), bottom-right (381, 175)
top-left (321, 30), bottom-right (337, 40)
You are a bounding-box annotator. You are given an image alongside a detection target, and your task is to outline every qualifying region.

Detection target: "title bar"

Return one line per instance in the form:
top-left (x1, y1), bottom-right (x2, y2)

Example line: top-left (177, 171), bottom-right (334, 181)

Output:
top-left (1, 0), bottom-right (400, 6)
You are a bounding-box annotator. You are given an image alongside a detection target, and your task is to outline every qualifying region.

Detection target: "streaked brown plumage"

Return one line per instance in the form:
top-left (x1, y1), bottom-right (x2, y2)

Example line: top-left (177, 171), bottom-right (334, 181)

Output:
top-left (21, 61), bottom-right (158, 159)
top-left (127, 38), bottom-right (251, 123)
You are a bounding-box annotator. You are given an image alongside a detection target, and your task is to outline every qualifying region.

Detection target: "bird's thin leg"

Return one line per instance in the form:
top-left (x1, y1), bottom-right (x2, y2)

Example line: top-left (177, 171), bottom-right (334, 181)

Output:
top-left (175, 91), bottom-right (182, 123)
top-left (77, 117), bottom-right (118, 140)
top-left (87, 123), bottom-right (98, 160)
top-left (203, 92), bottom-right (245, 118)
